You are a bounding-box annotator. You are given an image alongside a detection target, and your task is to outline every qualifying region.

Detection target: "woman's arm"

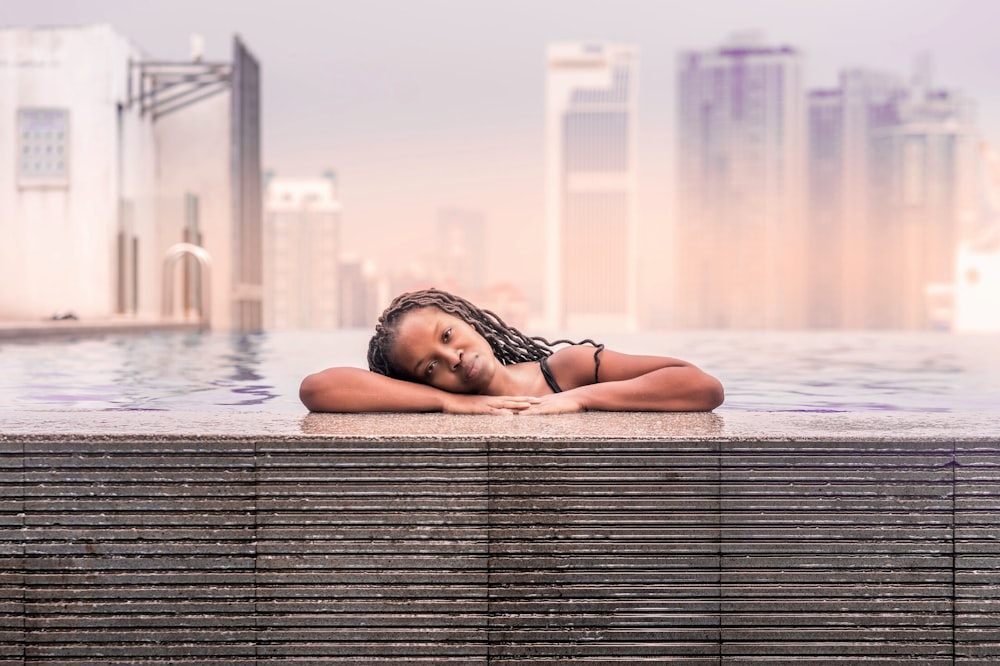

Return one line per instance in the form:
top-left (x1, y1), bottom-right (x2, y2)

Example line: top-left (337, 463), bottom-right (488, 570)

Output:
top-left (523, 346), bottom-right (724, 413)
top-left (299, 367), bottom-right (539, 414)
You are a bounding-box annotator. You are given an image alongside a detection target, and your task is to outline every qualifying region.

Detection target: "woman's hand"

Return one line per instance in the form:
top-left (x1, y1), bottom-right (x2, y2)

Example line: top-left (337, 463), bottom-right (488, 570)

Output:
top-left (441, 394), bottom-right (541, 415)
top-left (516, 392), bottom-right (586, 415)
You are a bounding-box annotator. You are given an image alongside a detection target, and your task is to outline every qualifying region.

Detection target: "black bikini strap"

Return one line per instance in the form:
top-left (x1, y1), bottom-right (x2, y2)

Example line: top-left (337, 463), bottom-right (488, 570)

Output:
top-left (539, 356), bottom-right (562, 393)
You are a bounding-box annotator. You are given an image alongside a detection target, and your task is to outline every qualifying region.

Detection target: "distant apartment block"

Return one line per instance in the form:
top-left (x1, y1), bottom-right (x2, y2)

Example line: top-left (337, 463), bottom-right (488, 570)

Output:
top-left (263, 174), bottom-right (341, 330)
top-left (676, 33), bottom-right (806, 329)
top-left (0, 25), bottom-right (262, 330)
top-left (545, 42), bottom-right (638, 332)
top-left (436, 208), bottom-right (487, 299)
top-left (338, 257), bottom-right (387, 329)
top-left (806, 70), bottom-right (904, 328)
top-left (807, 59), bottom-right (979, 329)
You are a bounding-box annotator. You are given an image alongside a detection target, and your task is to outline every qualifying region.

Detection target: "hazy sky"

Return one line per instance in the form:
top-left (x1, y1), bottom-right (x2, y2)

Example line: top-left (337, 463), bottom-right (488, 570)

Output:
top-left (5, 0), bottom-right (999, 301)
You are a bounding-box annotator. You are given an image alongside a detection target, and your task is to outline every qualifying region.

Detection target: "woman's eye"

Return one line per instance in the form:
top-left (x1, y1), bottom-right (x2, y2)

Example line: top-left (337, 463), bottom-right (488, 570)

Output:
top-left (442, 328), bottom-right (452, 342)
top-left (425, 361), bottom-right (437, 376)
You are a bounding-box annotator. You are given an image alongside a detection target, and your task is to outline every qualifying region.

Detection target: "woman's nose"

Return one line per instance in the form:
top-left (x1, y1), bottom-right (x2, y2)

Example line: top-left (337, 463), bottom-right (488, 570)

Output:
top-left (449, 349), bottom-right (464, 371)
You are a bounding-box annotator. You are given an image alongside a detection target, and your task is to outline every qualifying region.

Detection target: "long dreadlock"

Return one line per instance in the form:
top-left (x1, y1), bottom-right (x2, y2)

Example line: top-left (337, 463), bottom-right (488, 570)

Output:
top-left (367, 288), bottom-right (604, 382)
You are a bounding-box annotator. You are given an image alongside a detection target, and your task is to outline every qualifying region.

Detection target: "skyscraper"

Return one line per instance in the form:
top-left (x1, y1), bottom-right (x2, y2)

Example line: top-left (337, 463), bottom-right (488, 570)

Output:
top-left (436, 208), bottom-right (487, 298)
top-left (806, 70), bottom-right (904, 328)
top-left (806, 59), bottom-right (979, 329)
top-left (545, 43), bottom-right (638, 332)
top-left (263, 174), bottom-right (341, 329)
top-left (676, 33), bottom-right (805, 329)
top-left (871, 77), bottom-right (978, 329)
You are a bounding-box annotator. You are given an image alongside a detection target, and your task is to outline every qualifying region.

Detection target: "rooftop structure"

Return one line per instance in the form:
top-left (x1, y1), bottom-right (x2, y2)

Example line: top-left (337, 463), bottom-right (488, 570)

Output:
top-left (0, 24), bottom-right (262, 330)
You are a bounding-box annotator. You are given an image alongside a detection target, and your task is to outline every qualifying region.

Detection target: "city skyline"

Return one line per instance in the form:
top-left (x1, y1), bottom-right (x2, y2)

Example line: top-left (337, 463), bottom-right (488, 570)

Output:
top-left (3, 0), bottom-right (998, 329)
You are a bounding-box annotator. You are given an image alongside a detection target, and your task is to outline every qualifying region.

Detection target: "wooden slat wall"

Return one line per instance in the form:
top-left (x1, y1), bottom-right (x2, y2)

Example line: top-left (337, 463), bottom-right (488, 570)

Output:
top-left (255, 440), bottom-right (489, 663)
top-left (0, 436), bottom-right (997, 664)
top-left (18, 440), bottom-right (257, 665)
top-left (489, 440), bottom-right (722, 664)
top-left (719, 440), bottom-right (955, 665)
top-left (957, 443), bottom-right (1000, 664)
top-left (0, 440), bottom-right (24, 665)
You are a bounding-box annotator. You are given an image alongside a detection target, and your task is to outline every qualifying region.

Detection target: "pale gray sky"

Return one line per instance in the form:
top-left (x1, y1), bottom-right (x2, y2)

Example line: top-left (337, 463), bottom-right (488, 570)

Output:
top-left (5, 0), bottom-right (999, 304)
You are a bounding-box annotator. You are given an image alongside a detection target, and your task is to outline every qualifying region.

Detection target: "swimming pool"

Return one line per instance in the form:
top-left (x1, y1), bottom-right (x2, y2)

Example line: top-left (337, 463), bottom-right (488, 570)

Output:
top-left (2, 330), bottom-right (998, 661)
top-left (1, 329), bottom-right (997, 413)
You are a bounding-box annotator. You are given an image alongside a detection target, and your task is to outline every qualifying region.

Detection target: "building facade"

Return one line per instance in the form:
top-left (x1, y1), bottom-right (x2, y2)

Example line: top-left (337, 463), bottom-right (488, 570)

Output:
top-left (951, 142), bottom-right (1000, 332)
top-left (545, 42), bottom-right (638, 333)
top-left (675, 34), bottom-right (805, 329)
top-left (954, 232), bottom-right (1000, 332)
top-left (873, 91), bottom-right (978, 329)
top-left (436, 208), bottom-right (487, 299)
top-left (263, 174), bottom-right (341, 330)
top-left (806, 63), bottom-right (979, 329)
top-left (337, 257), bottom-right (386, 329)
top-left (806, 70), bottom-right (904, 328)
top-left (0, 25), bottom-right (262, 330)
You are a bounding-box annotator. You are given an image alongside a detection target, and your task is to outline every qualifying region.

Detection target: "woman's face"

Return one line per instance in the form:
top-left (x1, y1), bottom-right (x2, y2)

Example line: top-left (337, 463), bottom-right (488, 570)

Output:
top-left (389, 306), bottom-right (498, 394)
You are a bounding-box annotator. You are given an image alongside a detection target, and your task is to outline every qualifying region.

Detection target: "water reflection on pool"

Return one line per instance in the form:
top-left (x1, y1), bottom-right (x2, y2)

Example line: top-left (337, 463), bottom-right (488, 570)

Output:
top-left (1, 330), bottom-right (997, 413)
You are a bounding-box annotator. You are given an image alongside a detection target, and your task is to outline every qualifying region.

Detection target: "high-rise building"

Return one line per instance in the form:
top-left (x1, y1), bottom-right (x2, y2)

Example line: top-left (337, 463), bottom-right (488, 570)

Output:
top-left (545, 42), bottom-right (638, 332)
top-left (676, 33), bottom-right (806, 329)
top-left (263, 174), bottom-right (341, 330)
top-left (436, 208), bottom-right (487, 298)
top-left (806, 70), bottom-right (904, 328)
top-left (806, 59), bottom-right (979, 329)
top-left (337, 257), bottom-right (384, 329)
top-left (873, 84), bottom-right (978, 329)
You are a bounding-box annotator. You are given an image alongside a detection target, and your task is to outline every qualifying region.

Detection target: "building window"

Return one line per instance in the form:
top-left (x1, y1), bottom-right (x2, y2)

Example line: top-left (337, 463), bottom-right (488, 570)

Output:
top-left (17, 108), bottom-right (69, 186)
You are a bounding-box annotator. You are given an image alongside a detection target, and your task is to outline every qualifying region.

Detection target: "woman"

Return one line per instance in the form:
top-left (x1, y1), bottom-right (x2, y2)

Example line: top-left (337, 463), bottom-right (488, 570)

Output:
top-left (299, 289), bottom-right (724, 414)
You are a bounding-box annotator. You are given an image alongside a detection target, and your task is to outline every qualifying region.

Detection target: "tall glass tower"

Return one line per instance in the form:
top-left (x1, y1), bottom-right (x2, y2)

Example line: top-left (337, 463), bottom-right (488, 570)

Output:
top-left (545, 43), bottom-right (638, 332)
top-left (806, 70), bottom-right (905, 329)
top-left (675, 33), bottom-right (805, 329)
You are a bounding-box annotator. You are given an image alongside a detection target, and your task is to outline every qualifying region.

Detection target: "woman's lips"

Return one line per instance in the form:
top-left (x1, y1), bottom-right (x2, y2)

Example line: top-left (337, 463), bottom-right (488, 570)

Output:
top-left (464, 354), bottom-right (480, 381)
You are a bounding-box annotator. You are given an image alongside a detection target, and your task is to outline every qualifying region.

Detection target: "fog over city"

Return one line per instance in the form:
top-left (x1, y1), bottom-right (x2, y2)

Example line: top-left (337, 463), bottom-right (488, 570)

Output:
top-left (5, 0), bottom-right (998, 329)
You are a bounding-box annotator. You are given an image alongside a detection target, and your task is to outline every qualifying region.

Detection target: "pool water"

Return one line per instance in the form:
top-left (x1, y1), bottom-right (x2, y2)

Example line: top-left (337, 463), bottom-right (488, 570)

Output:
top-left (1, 330), bottom-right (997, 413)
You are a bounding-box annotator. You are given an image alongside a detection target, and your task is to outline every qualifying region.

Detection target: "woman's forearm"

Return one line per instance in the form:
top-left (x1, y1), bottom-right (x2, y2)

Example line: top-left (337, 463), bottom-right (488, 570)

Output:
top-left (567, 365), bottom-right (724, 412)
top-left (300, 367), bottom-right (450, 412)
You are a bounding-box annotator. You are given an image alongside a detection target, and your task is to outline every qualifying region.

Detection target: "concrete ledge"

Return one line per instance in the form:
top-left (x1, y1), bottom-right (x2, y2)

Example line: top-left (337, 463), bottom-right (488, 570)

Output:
top-left (1, 415), bottom-right (998, 662)
top-left (0, 319), bottom-right (199, 341)
top-left (0, 409), bottom-right (996, 441)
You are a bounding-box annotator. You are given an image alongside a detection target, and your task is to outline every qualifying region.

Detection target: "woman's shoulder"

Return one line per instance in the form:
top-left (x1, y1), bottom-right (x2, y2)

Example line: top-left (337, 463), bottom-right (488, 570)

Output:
top-left (546, 345), bottom-right (601, 388)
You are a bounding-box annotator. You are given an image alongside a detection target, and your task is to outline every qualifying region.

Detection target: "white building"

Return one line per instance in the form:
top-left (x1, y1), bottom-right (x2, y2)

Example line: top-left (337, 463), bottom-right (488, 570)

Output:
top-left (545, 42), bottom-right (638, 333)
top-left (954, 143), bottom-right (1000, 332)
top-left (263, 174), bottom-right (341, 330)
top-left (954, 237), bottom-right (1000, 332)
top-left (0, 25), bottom-right (261, 331)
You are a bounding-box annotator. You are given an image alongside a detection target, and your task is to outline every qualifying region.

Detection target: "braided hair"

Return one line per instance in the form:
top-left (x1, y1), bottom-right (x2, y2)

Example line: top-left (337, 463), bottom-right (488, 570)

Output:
top-left (367, 288), bottom-right (604, 381)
